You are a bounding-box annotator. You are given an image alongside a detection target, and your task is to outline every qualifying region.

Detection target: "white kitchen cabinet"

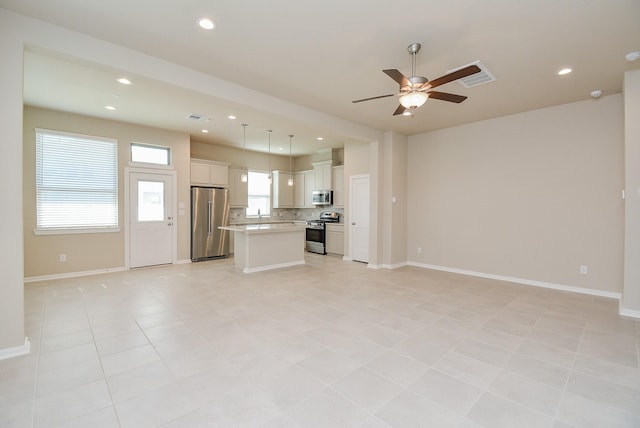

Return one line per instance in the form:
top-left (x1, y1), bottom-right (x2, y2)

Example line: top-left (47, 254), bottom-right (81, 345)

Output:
top-left (304, 170), bottom-right (316, 207)
top-left (190, 159), bottom-right (229, 187)
top-left (293, 172), bottom-right (305, 208)
top-left (228, 168), bottom-right (248, 207)
top-left (326, 223), bottom-right (344, 255)
top-left (332, 165), bottom-right (344, 207)
top-left (272, 170), bottom-right (294, 208)
top-left (312, 160), bottom-right (334, 190)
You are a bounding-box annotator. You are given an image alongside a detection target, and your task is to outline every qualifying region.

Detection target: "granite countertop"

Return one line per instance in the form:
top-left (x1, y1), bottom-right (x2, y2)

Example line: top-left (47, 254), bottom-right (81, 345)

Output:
top-left (219, 223), bottom-right (306, 234)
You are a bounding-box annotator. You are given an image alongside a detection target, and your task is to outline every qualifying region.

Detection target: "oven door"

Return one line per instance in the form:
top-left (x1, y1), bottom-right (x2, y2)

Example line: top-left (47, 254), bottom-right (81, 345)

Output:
top-left (305, 225), bottom-right (326, 254)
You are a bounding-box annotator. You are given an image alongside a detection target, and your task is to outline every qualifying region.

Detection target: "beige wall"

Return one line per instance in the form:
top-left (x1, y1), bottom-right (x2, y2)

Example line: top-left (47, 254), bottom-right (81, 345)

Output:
top-left (382, 131), bottom-right (408, 267)
top-left (623, 69), bottom-right (640, 314)
top-left (407, 95), bottom-right (625, 293)
top-left (191, 140), bottom-right (292, 173)
top-left (343, 141), bottom-right (373, 260)
top-left (23, 107), bottom-right (191, 278)
top-left (0, 14), bottom-right (25, 350)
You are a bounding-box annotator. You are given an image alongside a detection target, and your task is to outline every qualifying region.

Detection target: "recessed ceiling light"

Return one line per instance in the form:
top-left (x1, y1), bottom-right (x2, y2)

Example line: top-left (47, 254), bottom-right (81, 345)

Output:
top-left (105, 105), bottom-right (116, 110)
top-left (202, 129), bottom-right (209, 133)
top-left (228, 115), bottom-right (237, 120)
top-left (557, 68), bottom-right (572, 75)
top-left (316, 137), bottom-right (324, 141)
top-left (117, 78), bottom-right (132, 85)
top-left (197, 18), bottom-right (216, 30)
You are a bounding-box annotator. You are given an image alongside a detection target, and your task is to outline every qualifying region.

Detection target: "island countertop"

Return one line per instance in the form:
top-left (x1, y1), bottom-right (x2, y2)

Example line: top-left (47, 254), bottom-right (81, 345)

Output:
top-left (220, 222), bottom-right (306, 273)
top-left (219, 222), bottom-right (306, 234)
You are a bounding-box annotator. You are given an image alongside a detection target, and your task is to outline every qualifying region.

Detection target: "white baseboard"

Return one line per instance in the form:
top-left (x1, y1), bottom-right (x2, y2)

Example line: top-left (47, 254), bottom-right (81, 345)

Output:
top-left (407, 261), bottom-right (622, 300)
top-left (174, 259), bottom-right (192, 265)
top-left (0, 337), bottom-right (30, 361)
top-left (24, 267), bottom-right (128, 283)
top-left (378, 262), bottom-right (408, 270)
top-left (619, 305), bottom-right (640, 319)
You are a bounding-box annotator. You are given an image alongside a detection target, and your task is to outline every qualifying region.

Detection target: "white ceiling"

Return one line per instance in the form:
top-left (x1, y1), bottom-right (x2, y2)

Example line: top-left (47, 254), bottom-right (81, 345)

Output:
top-left (5, 0), bottom-right (640, 155)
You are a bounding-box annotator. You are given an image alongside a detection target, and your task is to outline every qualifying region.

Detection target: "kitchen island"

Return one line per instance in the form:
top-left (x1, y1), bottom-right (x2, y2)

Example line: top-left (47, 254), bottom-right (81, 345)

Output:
top-left (219, 223), bottom-right (306, 273)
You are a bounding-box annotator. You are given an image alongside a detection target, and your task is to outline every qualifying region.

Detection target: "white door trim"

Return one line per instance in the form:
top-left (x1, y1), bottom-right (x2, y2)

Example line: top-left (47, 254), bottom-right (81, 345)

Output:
top-left (124, 167), bottom-right (177, 269)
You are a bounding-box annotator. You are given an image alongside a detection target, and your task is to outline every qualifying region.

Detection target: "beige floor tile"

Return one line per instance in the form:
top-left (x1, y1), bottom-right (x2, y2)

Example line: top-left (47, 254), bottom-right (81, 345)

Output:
top-left (331, 367), bottom-right (403, 412)
top-left (408, 368), bottom-right (483, 415)
top-left (375, 389), bottom-right (461, 428)
top-left (100, 344), bottom-right (161, 377)
top-left (106, 360), bottom-right (175, 403)
top-left (33, 380), bottom-right (112, 427)
top-left (556, 391), bottom-right (640, 428)
top-left (287, 387), bottom-right (370, 428)
top-left (487, 370), bottom-right (563, 416)
top-left (503, 353), bottom-right (570, 389)
top-left (365, 350), bottom-right (429, 387)
top-left (466, 392), bottom-right (554, 428)
top-left (114, 382), bottom-right (200, 428)
top-left (3, 256), bottom-right (637, 427)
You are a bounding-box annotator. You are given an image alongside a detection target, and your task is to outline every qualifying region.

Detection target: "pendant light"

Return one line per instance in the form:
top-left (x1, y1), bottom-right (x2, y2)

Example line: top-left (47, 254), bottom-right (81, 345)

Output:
top-left (266, 129), bottom-right (272, 184)
top-left (241, 123), bottom-right (248, 183)
top-left (287, 134), bottom-right (294, 186)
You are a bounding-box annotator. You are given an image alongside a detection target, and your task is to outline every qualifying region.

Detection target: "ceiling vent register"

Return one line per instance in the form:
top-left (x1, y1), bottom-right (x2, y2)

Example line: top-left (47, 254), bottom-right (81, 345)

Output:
top-left (449, 60), bottom-right (496, 88)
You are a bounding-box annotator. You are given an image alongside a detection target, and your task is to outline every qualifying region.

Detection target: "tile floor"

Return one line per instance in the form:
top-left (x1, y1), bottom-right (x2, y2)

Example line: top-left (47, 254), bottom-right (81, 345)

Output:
top-left (1, 254), bottom-right (639, 427)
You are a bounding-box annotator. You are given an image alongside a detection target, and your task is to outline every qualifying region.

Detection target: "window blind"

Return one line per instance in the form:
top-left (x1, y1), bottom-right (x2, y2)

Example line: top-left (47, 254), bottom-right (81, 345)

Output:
top-left (246, 171), bottom-right (271, 216)
top-left (35, 128), bottom-right (118, 230)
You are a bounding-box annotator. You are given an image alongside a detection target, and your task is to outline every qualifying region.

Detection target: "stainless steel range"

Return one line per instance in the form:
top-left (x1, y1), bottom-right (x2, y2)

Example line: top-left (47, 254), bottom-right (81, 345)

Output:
top-left (305, 211), bottom-right (340, 254)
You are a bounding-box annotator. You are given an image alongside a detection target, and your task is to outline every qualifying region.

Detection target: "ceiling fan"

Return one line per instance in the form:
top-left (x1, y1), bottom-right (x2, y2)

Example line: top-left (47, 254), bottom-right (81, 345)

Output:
top-left (352, 43), bottom-right (481, 116)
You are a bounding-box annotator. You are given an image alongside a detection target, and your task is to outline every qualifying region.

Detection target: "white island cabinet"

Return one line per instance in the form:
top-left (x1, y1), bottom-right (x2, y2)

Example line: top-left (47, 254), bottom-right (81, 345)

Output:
top-left (219, 223), bottom-right (306, 273)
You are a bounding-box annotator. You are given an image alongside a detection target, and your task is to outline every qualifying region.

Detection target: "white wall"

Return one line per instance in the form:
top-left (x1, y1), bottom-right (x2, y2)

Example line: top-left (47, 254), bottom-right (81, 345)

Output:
top-left (407, 95), bottom-right (625, 295)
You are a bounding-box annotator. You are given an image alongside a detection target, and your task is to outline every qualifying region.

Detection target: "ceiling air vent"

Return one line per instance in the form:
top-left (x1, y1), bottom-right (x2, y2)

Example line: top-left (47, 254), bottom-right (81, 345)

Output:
top-left (186, 113), bottom-right (203, 120)
top-left (447, 60), bottom-right (496, 88)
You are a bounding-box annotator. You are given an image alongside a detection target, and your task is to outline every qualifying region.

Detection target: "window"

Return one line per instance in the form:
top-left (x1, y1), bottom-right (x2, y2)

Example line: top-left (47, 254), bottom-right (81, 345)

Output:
top-left (246, 171), bottom-right (271, 217)
top-left (35, 128), bottom-right (118, 232)
top-left (131, 143), bottom-right (170, 166)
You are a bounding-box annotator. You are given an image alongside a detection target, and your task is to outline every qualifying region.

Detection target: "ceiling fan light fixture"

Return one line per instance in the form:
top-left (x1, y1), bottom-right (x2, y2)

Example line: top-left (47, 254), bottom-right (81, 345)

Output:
top-left (399, 91), bottom-right (428, 109)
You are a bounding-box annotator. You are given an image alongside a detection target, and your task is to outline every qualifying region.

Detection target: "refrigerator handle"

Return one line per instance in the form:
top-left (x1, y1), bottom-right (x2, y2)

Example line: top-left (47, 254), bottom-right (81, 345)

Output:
top-left (208, 200), bottom-right (213, 235)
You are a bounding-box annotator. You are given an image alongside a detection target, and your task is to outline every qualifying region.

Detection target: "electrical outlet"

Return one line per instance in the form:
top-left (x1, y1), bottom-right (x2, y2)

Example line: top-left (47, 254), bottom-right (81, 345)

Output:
top-left (417, 247), bottom-right (422, 254)
top-left (580, 265), bottom-right (588, 274)
top-left (59, 254), bottom-right (67, 262)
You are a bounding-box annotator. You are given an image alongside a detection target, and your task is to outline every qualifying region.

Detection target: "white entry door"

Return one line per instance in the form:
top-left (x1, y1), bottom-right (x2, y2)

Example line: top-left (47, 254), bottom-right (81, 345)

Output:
top-left (350, 174), bottom-right (370, 263)
top-left (129, 172), bottom-right (173, 268)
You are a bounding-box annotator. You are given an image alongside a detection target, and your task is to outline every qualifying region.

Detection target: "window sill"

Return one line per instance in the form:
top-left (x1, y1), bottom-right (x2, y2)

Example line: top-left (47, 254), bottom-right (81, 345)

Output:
top-left (33, 227), bottom-right (121, 236)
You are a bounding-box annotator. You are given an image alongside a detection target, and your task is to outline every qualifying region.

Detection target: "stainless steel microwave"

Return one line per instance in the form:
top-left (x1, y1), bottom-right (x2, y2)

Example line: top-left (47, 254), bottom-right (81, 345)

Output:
top-left (312, 190), bottom-right (333, 206)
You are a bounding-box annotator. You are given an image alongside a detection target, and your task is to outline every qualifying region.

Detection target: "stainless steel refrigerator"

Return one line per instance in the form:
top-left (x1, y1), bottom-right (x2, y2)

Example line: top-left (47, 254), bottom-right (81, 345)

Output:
top-left (191, 187), bottom-right (230, 261)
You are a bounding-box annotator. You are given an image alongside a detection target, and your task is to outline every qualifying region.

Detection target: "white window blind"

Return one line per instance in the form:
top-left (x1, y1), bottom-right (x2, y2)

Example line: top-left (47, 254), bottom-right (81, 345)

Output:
top-left (246, 171), bottom-right (271, 217)
top-left (36, 128), bottom-right (118, 231)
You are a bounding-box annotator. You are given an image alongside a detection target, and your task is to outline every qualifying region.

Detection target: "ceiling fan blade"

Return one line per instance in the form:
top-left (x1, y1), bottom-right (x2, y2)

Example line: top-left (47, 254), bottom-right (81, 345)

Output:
top-left (426, 65), bottom-right (481, 89)
top-left (383, 69), bottom-right (409, 87)
top-left (352, 94), bottom-right (395, 103)
top-left (427, 91), bottom-right (468, 103)
top-left (393, 105), bottom-right (406, 116)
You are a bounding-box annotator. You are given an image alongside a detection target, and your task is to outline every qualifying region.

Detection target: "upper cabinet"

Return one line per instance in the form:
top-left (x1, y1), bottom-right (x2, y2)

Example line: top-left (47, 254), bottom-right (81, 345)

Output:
top-left (190, 159), bottom-right (229, 187)
top-left (304, 170), bottom-right (316, 207)
top-left (312, 160), bottom-right (334, 190)
top-left (228, 168), bottom-right (248, 207)
top-left (332, 165), bottom-right (345, 207)
top-left (272, 170), bottom-right (294, 208)
top-left (293, 172), bottom-right (305, 208)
